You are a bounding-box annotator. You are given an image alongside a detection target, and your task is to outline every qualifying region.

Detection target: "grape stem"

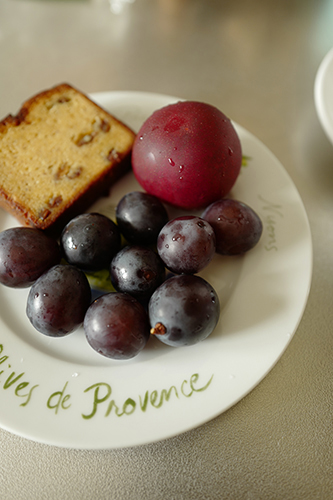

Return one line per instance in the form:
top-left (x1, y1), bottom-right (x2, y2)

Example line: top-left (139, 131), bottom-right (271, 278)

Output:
top-left (150, 322), bottom-right (166, 335)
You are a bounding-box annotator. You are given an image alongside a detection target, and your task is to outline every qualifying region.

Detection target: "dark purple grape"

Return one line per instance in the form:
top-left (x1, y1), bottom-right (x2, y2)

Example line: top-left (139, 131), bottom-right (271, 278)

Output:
top-left (84, 292), bottom-right (150, 360)
top-left (149, 274), bottom-right (220, 347)
top-left (116, 191), bottom-right (169, 245)
top-left (201, 199), bottom-right (263, 255)
top-left (60, 213), bottom-right (121, 271)
top-left (26, 264), bottom-right (91, 337)
top-left (0, 227), bottom-right (61, 288)
top-left (110, 245), bottom-right (165, 301)
top-left (157, 216), bottom-right (216, 274)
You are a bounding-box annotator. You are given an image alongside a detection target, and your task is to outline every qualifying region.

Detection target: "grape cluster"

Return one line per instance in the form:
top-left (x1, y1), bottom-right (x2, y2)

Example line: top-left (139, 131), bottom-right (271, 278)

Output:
top-left (0, 190), bottom-right (263, 361)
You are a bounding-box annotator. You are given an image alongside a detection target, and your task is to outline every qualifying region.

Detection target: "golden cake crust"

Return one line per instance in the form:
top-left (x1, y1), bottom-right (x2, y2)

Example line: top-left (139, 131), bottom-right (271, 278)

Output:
top-left (0, 83), bottom-right (136, 234)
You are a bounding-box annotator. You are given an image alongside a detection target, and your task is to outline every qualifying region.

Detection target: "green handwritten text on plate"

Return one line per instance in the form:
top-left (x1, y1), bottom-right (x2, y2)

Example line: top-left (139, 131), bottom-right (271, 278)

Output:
top-left (0, 343), bottom-right (214, 421)
top-left (258, 195), bottom-right (284, 251)
top-left (0, 344), bottom-right (39, 406)
top-left (82, 373), bottom-right (214, 419)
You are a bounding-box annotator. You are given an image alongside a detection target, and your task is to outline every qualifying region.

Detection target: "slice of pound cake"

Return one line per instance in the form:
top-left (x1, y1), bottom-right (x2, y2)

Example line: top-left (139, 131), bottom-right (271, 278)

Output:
top-left (0, 83), bottom-right (135, 234)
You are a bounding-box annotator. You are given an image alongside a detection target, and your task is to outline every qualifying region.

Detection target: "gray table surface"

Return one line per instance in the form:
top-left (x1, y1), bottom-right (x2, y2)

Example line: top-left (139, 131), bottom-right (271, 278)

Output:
top-left (0, 0), bottom-right (332, 499)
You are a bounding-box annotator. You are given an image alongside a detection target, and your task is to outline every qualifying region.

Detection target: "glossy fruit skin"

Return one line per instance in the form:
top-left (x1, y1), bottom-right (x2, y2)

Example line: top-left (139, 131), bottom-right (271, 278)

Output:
top-left (201, 199), bottom-right (263, 255)
top-left (84, 292), bottom-right (150, 360)
top-left (132, 101), bottom-right (242, 210)
top-left (116, 191), bottom-right (169, 245)
top-left (157, 216), bottom-right (216, 274)
top-left (0, 227), bottom-right (61, 288)
top-left (110, 245), bottom-right (165, 301)
top-left (149, 274), bottom-right (220, 347)
top-left (61, 213), bottom-right (121, 271)
top-left (26, 264), bottom-right (91, 337)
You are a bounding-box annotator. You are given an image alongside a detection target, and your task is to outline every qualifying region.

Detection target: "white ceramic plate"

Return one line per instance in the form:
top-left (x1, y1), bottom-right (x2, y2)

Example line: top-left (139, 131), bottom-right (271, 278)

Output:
top-left (0, 91), bottom-right (312, 450)
top-left (315, 46), bottom-right (333, 144)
